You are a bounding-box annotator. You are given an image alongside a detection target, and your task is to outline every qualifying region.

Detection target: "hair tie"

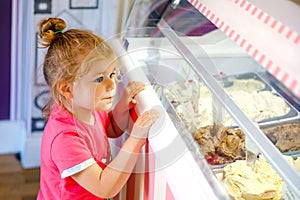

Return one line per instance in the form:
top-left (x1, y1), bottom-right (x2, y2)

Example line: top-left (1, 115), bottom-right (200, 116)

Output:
top-left (54, 30), bottom-right (63, 34)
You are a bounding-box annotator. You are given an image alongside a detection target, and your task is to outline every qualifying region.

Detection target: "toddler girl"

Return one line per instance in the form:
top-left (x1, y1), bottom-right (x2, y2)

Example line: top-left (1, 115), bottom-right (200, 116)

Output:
top-left (37, 17), bottom-right (159, 200)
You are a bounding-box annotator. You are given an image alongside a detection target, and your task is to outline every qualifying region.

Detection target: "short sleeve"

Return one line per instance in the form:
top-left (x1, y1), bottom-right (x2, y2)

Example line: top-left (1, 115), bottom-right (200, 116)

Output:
top-left (51, 131), bottom-right (95, 178)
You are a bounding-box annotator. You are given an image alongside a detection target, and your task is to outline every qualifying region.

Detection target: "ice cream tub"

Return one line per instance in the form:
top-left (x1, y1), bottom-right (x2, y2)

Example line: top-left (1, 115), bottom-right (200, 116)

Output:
top-left (212, 154), bottom-right (300, 200)
top-left (260, 119), bottom-right (300, 155)
top-left (220, 72), bottom-right (272, 91)
top-left (218, 71), bottom-right (300, 127)
top-left (213, 157), bottom-right (285, 200)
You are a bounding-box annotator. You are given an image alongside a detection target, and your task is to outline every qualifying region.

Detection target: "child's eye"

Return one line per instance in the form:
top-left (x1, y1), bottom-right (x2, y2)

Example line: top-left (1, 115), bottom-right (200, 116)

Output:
top-left (95, 76), bottom-right (104, 83)
top-left (110, 72), bottom-right (116, 79)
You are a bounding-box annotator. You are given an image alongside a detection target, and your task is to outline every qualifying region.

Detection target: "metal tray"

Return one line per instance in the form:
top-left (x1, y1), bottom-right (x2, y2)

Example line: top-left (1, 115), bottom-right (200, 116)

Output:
top-left (219, 72), bottom-right (300, 126)
top-left (260, 118), bottom-right (300, 156)
top-left (259, 71), bottom-right (300, 112)
top-left (220, 71), bottom-right (272, 91)
top-left (211, 154), bottom-right (300, 200)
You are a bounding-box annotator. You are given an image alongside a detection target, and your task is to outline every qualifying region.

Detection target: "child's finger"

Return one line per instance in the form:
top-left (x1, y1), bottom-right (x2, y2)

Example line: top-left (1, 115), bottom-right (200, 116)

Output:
top-left (130, 85), bottom-right (146, 99)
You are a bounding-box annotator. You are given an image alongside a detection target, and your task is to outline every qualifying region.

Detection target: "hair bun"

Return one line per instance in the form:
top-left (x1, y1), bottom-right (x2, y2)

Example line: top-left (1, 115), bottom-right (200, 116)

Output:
top-left (38, 17), bottom-right (66, 47)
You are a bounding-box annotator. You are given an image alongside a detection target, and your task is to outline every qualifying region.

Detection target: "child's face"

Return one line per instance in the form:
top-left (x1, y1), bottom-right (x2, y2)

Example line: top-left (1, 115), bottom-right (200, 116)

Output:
top-left (72, 58), bottom-right (117, 112)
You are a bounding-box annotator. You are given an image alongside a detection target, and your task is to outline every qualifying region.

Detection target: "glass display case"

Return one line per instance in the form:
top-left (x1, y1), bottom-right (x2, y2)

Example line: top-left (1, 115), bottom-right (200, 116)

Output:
top-left (111, 0), bottom-right (300, 199)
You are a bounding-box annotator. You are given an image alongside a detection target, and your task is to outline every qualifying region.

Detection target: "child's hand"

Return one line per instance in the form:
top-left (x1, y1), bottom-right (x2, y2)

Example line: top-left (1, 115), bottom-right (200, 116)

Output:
top-left (110, 81), bottom-right (148, 134)
top-left (125, 81), bottom-right (147, 108)
top-left (130, 109), bottom-right (160, 147)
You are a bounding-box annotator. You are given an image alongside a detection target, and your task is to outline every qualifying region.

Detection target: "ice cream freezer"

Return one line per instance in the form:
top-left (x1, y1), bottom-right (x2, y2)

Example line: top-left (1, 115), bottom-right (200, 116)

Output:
top-left (109, 0), bottom-right (300, 199)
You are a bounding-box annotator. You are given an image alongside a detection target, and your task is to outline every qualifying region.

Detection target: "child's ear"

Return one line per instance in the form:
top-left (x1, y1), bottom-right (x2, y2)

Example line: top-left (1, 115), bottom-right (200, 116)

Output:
top-left (57, 80), bottom-right (73, 99)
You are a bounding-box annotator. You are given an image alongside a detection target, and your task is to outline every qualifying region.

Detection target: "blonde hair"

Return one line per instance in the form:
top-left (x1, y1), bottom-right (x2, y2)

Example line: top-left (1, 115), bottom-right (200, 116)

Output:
top-left (38, 17), bottom-right (115, 119)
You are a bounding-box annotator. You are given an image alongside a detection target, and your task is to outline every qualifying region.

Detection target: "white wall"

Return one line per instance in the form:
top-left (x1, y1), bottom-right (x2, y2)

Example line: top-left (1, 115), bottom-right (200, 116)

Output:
top-left (2, 0), bottom-right (135, 168)
top-left (0, 121), bottom-right (25, 153)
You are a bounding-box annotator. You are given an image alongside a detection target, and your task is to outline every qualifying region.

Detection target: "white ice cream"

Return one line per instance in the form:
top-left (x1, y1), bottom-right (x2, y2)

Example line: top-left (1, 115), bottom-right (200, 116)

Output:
top-left (164, 78), bottom-right (290, 131)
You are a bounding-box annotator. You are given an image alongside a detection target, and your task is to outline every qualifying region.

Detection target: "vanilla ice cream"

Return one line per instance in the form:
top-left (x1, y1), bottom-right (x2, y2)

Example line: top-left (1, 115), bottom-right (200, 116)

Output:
top-left (222, 157), bottom-right (283, 200)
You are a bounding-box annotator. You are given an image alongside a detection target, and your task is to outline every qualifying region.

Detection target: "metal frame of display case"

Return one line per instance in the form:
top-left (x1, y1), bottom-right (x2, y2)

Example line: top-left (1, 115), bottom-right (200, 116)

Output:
top-left (157, 18), bottom-right (300, 199)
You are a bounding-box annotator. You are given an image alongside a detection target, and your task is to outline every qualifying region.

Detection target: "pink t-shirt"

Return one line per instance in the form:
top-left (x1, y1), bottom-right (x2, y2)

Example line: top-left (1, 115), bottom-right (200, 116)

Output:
top-left (37, 105), bottom-right (111, 200)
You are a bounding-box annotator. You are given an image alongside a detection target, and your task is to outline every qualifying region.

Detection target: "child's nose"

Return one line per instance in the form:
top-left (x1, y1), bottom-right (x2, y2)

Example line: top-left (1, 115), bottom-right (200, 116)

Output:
top-left (105, 78), bottom-right (115, 91)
